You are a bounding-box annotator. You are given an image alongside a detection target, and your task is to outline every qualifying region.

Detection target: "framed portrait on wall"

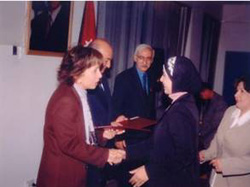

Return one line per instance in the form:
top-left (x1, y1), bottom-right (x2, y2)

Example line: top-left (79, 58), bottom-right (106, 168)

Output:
top-left (26, 1), bottom-right (73, 57)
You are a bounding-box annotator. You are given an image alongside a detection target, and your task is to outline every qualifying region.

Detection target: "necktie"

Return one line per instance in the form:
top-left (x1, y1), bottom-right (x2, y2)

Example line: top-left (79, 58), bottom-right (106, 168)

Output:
top-left (142, 73), bottom-right (147, 94)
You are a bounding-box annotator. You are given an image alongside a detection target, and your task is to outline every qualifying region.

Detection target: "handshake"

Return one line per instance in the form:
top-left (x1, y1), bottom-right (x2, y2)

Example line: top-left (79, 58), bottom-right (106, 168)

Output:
top-left (106, 115), bottom-right (127, 165)
top-left (107, 148), bottom-right (126, 165)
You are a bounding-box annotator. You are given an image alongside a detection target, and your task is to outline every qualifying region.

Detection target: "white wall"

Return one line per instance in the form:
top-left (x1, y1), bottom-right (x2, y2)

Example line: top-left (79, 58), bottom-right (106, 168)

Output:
top-left (214, 4), bottom-right (250, 94)
top-left (0, 2), bottom-right (86, 187)
top-left (0, 46), bottom-right (60, 187)
top-left (185, 1), bottom-right (223, 70)
top-left (0, 2), bottom-right (25, 46)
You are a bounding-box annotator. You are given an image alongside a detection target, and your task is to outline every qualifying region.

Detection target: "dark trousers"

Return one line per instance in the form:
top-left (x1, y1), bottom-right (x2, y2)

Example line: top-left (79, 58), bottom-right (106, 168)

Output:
top-left (87, 165), bottom-right (107, 187)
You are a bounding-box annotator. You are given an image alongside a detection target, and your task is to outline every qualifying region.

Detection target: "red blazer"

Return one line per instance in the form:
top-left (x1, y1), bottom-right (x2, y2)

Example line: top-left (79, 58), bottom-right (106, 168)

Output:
top-left (37, 84), bottom-right (109, 187)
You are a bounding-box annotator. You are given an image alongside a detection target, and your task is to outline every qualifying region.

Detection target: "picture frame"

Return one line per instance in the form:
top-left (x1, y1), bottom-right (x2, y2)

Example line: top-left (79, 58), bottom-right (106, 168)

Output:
top-left (25, 1), bottom-right (73, 57)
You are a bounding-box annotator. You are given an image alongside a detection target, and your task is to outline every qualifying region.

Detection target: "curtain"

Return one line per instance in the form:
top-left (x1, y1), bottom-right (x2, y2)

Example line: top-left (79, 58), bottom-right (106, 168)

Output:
top-left (151, 2), bottom-right (191, 59)
top-left (199, 14), bottom-right (221, 85)
top-left (96, 1), bottom-right (191, 91)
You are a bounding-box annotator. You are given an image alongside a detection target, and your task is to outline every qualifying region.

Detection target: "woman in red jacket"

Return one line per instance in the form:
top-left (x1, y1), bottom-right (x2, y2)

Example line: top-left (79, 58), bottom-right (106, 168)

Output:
top-left (37, 46), bottom-right (125, 187)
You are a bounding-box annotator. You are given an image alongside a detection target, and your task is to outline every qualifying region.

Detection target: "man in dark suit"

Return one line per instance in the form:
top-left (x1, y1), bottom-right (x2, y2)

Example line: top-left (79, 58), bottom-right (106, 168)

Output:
top-left (87, 39), bottom-right (114, 128)
top-left (112, 44), bottom-right (156, 144)
top-left (30, 1), bottom-right (70, 52)
top-left (112, 44), bottom-right (156, 186)
top-left (87, 39), bottom-right (126, 187)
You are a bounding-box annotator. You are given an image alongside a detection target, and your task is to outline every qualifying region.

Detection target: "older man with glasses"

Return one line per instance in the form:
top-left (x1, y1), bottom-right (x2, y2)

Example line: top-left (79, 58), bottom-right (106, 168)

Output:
top-left (112, 44), bottom-right (156, 187)
top-left (112, 44), bottom-right (155, 123)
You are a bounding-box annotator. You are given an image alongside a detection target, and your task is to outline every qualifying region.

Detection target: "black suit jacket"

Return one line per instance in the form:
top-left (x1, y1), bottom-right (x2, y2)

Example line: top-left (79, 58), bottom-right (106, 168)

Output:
top-left (112, 66), bottom-right (156, 145)
top-left (112, 66), bottom-right (155, 120)
top-left (127, 94), bottom-right (200, 187)
top-left (87, 76), bottom-right (113, 187)
top-left (87, 76), bottom-right (112, 127)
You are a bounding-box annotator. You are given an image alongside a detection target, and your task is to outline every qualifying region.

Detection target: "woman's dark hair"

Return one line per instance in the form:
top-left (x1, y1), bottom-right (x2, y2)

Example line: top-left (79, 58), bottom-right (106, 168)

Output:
top-left (57, 45), bottom-right (103, 85)
top-left (235, 76), bottom-right (250, 92)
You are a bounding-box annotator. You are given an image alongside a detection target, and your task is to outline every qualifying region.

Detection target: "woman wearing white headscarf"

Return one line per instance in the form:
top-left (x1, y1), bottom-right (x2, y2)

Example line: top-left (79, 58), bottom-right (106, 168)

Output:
top-left (127, 56), bottom-right (201, 187)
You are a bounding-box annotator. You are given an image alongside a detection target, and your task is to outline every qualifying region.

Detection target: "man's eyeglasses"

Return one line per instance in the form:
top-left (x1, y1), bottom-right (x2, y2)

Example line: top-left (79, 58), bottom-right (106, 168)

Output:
top-left (137, 55), bottom-right (153, 62)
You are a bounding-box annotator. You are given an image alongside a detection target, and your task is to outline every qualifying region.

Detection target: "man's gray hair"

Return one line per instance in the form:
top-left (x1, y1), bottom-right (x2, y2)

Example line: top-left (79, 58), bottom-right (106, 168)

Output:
top-left (134, 44), bottom-right (155, 57)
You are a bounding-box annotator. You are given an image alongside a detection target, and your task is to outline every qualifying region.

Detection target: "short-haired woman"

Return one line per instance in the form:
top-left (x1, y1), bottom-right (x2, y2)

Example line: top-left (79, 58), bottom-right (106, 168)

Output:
top-left (199, 77), bottom-right (250, 187)
top-left (36, 46), bottom-right (125, 187)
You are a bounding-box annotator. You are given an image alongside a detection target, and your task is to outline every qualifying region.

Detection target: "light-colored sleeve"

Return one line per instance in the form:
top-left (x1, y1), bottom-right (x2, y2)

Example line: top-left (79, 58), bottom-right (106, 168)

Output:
top-left (203, 107), bottom-right (234, 161)
top-left (222, 156), bottom-right (250, 176)
top-left (203, 133), bottom-right (218, 161)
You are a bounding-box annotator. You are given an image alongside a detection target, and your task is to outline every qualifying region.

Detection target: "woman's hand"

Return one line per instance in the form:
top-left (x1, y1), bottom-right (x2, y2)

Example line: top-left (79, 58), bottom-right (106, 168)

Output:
top-left (103, 115), bottom-right (128, 140)
top-left (115, 140), bottom-right (126, 150)
top-left (110, 122), bottom-right (125, 135)
top-left (110, 115), bottom-right (127, 135)
top-left (103, 129), bottom-right (117, 139)
top-left (210, 159), bottom-right (222, 173)
top-left (107, 149), bottom-right (126, 165)
top-left (129, 165), bottom-right (149, 187)
top-left (115, 115), bottom-right (128, 122)
top-left (199, 150), bottom-right (205, 163)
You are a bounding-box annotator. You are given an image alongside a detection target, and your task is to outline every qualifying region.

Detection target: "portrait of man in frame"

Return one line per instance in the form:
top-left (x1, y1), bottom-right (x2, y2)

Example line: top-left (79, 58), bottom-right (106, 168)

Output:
top-left (26, 1), bottom-right (73, 56)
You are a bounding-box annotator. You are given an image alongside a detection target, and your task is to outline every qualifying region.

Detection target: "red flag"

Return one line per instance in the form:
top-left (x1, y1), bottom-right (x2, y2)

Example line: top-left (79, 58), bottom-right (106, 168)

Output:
top-left (78, 1), bottom-right (96, 46)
